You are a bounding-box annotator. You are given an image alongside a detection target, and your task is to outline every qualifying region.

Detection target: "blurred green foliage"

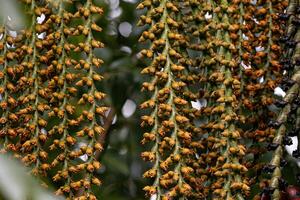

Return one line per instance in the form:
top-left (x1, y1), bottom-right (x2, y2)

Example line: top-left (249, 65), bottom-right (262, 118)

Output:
top-left (84, 0), bottom-right (150, 199)
top-left (0, 154), bottom-right (62, 200)
top-left (36, 0), bottom-right (151, 199)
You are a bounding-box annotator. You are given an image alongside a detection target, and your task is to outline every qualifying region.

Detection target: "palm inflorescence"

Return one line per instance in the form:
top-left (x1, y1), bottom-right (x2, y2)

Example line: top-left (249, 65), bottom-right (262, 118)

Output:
top-left (0, 0), bottom-right (299, 199)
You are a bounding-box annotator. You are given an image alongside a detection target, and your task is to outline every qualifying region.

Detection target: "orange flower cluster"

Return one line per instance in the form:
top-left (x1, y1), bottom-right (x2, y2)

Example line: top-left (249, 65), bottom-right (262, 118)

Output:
top-left (0, 0), bottom-right (105, 199)
top-left (138, 0), bottom-right (300, 199)
top-left (260, 1), bottom-right (300, 199)
top-left (138, 0), bottom-right (203, 199)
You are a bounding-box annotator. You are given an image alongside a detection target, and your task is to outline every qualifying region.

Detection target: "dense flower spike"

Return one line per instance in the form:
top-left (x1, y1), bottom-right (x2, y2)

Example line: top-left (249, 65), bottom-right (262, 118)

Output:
top-left (138, 0), bottom-right (201, 199)
top-left (138, 0), bottom-right (293, 199)
top-left (194, 0), bottom-right (249, 199)
top-left (0, 0), bottom-right (53, 163)
top-left (46, 0), bottom-right (105, 199)
top-left (264, 0), bottom-right (300, 199)
top-left (19, 0), bottom-right (53, 174)
top-left (0, 0), bottom-right (105, 199)
top-left (238, 0), bottom-right (288, 194)
top-left (236, 0), bottom-right (288, 155)
top-left (0, 25), bottom-right (9, 149)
